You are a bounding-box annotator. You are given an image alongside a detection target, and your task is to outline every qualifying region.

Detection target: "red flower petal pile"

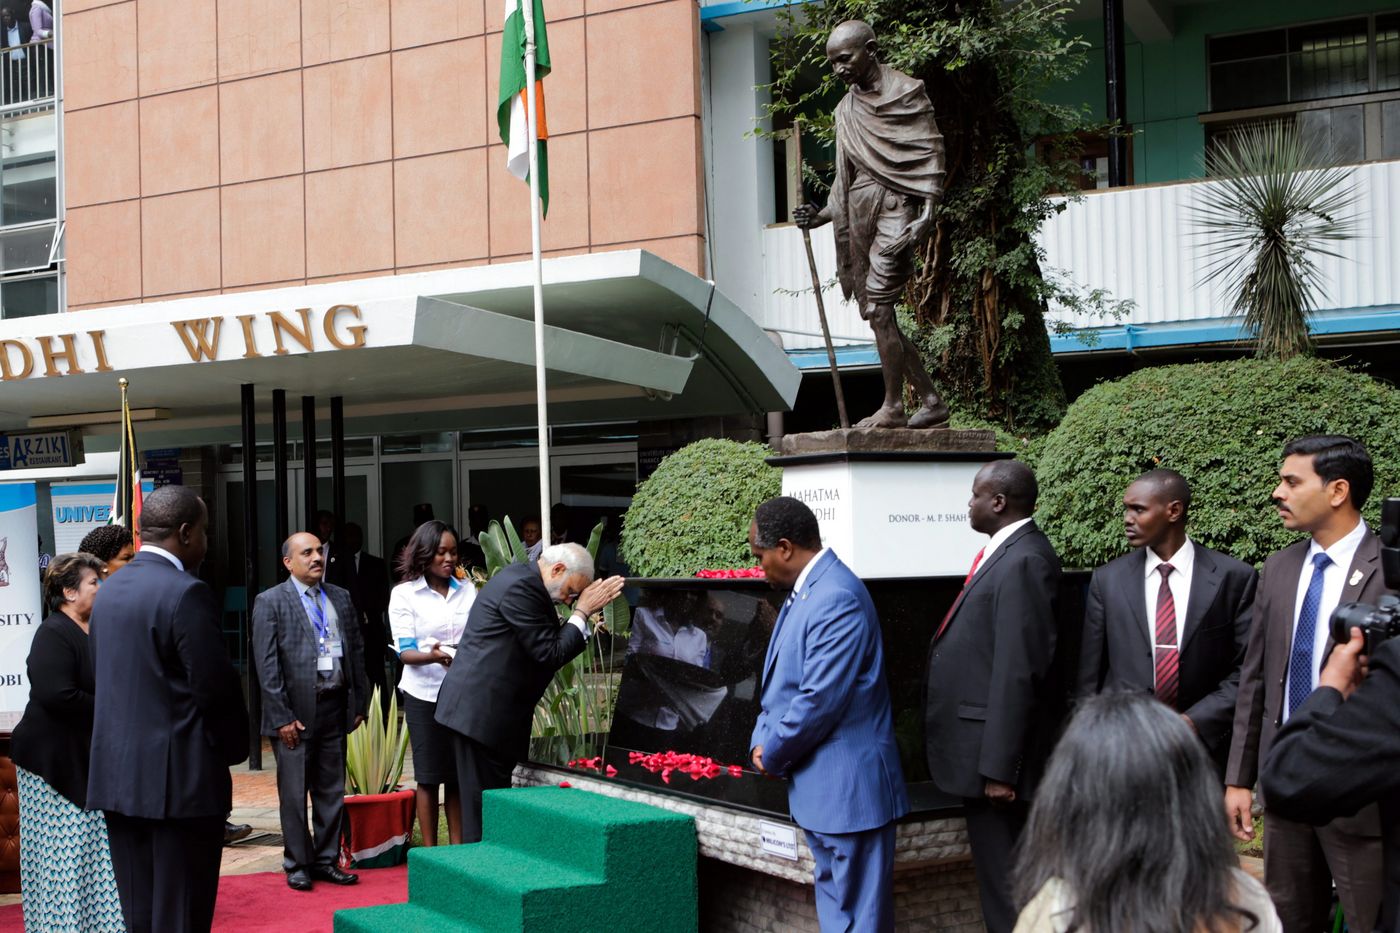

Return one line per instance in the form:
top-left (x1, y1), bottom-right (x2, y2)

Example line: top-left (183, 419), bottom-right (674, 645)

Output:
top-left (694, 567), bottom-right (766, 579)
top-left (628, 750), bottom-right (747, 785)
top-left (568, 751), bottom-right (748, 784)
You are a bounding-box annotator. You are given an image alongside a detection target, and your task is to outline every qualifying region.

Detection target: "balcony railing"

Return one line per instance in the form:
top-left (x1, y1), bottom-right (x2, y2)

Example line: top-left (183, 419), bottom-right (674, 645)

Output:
top-left (0, 37), bottom-right (55, 114)
top-left (1038, 158), bottom-right (1400, 331)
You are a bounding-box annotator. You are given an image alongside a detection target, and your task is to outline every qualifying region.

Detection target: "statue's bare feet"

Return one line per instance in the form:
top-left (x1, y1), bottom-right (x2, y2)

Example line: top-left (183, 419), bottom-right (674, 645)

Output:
top-left (855, 405), bottom-right (909, 429)
top-left (907, 400), bottom-right (950, 429)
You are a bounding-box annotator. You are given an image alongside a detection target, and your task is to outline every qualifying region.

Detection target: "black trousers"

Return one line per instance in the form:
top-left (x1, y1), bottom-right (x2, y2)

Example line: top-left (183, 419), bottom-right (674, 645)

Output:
top-left (105, 811), bottom-right (224, 933)
top-left (271, 686), bottom-right (349, 871)
top-left (452, 734), bottom-right (517, 843)
top-left (961, 796), bottom-right (1029, 933)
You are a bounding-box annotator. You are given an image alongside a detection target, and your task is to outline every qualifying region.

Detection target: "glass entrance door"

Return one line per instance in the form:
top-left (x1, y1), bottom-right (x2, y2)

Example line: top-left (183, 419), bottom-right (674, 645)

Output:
top-left (220, 464), bottom-right (379, 593)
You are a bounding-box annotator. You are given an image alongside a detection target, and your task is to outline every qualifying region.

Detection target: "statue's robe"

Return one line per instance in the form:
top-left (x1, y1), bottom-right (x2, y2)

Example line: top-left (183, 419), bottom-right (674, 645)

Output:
top-left (831, 64), bottom-right (945, 310)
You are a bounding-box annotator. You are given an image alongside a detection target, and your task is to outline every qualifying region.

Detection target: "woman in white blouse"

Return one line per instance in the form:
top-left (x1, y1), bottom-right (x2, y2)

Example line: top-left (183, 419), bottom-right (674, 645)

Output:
top-left (389, 520), bottom-right (475, 846)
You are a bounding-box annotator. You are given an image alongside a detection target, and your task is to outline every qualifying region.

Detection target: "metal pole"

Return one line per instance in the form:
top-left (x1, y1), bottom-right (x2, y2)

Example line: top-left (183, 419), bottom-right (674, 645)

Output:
top-left (272, 389), bottom-right (290, 580)
top-left (239, 384), bottom-right (263, 770)
top-left (331, 396), bottom-right (346, 553)
top-left (521, 0), bottom-right (552, 547)
top-left (302, 396), bottom-right (317, 532)
top-left (1104, 0), bottom-right (1129, 187)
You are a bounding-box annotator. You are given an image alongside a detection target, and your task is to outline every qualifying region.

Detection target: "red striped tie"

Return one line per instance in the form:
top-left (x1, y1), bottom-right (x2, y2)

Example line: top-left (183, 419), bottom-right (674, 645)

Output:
top-left (1153, 563), bottom-right (1179, 708)
top-left (935, 547), bottom-right (985, 640)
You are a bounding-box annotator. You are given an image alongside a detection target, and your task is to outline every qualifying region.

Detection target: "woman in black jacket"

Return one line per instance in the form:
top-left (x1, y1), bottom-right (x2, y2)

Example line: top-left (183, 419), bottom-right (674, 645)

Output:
top-left (10, 552), bottom-right (125, 932)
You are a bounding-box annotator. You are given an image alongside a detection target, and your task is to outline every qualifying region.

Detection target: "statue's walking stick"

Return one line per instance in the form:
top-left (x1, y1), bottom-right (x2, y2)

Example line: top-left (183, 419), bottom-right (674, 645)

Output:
top-left (800, 216), bottom-right (851, 430)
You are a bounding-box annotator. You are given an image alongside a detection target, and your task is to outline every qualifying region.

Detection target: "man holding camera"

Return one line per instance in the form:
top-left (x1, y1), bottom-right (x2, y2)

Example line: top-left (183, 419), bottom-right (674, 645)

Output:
top-left (1263, 613), bottom-right (1400, 933)
top-left (1226, 435), bottom-right (1385, 933)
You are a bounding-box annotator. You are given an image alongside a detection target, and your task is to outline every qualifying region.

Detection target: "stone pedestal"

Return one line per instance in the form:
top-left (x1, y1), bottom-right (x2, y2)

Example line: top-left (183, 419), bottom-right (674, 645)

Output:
top-left (770, 429), bottom-right (1006, 579)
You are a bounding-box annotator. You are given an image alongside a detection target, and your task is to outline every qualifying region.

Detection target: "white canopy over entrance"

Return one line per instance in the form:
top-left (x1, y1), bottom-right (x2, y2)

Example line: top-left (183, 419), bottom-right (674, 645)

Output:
top-left (0, 251), bottom-right (800, 448)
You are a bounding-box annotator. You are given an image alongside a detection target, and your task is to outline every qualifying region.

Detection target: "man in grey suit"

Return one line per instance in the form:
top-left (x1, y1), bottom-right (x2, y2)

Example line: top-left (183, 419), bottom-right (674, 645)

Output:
top-left (1078, 469), bottom-right (1257, 773)
top-left (252, 531), bottom-right (370, 892)
top-left (1226, 435), bottom-right (1384, 933)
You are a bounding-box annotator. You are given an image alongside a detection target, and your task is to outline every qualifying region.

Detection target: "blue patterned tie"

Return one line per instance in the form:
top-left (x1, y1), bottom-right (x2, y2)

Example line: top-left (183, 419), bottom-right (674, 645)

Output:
top-left (1286, 552), bottom-right (1333, 715)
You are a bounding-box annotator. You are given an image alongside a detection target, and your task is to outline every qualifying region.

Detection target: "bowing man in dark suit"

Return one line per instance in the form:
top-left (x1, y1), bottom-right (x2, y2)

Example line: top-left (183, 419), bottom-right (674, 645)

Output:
top-left (87, 486), bottom-right (249, 933)
top-left (924, 459), bottom-right (1061, 933)
top-left (329, 522), bottom-right (392, 706)
top-left (1078, 469), bottom-right (1257, 772)
top-left (252, 532), bottom-right (370, 892)
top-left (1226, 435), bottom-right (1384, 933)
top-left (435, 545), bottom-right (624, 842)
top-left (748, 497), bottom-right (909, 932)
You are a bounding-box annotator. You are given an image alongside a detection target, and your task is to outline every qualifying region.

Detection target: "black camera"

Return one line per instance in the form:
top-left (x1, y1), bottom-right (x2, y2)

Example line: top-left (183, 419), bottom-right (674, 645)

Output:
top-left (1330, 497), bottom-right (1400, 655)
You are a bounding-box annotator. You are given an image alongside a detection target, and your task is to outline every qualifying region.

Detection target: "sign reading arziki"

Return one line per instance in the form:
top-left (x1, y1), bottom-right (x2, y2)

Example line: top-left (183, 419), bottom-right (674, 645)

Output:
top-left (0, 429), bottom-right (85, 471)
top-left (0, 303), bottom-right (370, 381)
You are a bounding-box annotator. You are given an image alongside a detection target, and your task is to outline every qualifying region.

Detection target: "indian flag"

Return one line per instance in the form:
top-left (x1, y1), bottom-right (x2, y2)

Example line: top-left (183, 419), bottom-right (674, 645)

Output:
top-left (498, 0), bottom-right (550, 216)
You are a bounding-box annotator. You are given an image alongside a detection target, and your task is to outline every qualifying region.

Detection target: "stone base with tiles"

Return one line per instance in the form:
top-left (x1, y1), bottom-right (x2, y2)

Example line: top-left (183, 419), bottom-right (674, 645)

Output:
top-left (515, 766), bottom-right (986, 932)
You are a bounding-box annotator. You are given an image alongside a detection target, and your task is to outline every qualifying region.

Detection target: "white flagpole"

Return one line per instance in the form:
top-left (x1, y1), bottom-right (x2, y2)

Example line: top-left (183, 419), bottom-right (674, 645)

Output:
top-left (521, 0), bottom-right (551, 548)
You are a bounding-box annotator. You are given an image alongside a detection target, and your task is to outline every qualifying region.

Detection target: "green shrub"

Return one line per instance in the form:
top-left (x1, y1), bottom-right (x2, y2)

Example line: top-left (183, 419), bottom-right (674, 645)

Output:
top-left (621, 439), bottom-right (781, 577)
top-left (1037, 357), bottom-right (1400, 569)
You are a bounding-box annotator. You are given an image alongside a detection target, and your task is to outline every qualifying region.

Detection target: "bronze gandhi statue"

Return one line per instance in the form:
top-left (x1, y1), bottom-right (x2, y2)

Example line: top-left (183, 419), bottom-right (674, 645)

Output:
top-left (794, 20), bottom-right (949, 430)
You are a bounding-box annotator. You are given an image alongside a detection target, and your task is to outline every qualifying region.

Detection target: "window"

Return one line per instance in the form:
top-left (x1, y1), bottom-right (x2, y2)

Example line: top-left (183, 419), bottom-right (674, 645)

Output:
top-left (0, 32), bottom-right (59, 318)
top-left (1210, 16), bottom-right (1398, 112)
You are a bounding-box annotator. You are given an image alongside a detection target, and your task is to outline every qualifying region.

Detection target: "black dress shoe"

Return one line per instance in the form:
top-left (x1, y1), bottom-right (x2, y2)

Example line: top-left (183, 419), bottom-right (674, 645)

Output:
top-left (286, 869), bottom-right (313, 891)
top-left (223, 822), bottom-right (253, 845)
top-left (309, 864), bottom-right (359, 885)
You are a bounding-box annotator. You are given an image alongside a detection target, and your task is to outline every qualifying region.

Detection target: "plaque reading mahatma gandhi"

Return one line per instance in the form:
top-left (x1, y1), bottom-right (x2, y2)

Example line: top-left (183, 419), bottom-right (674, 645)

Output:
top-left (795, 21), bottom-right (949, 430)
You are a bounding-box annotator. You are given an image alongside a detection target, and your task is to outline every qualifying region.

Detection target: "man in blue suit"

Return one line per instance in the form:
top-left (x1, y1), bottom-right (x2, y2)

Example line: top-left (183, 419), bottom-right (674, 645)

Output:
top-left (749, 496), bottom-right (909, 932)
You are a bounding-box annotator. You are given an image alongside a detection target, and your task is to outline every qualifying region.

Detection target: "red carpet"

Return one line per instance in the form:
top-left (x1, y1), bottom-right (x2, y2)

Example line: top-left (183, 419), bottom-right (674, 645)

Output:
top-left (0, 864), bottom-right (408, 933)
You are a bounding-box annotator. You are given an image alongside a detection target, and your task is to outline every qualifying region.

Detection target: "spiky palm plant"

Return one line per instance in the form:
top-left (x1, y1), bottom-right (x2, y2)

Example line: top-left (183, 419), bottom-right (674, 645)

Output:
top-left (1192, 122), bottom-right (1360, 359)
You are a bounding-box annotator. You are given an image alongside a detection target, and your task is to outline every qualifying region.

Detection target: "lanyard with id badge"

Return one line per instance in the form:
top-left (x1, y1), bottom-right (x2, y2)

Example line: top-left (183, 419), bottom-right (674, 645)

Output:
top-left (303, 588), bottom-right (343, 671)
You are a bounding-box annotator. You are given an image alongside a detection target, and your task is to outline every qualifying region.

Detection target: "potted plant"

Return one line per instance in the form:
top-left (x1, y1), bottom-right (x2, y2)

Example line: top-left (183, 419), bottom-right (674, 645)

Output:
top-left (340, 686), bottom-right (415, 868)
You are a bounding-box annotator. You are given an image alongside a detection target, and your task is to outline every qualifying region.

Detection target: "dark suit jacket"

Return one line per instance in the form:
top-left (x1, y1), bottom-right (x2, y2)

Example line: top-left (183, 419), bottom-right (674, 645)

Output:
top-left (251, 577), bottom-right (369, 736)
top-left (1, 19), bottom-right (32, 50)
top-left (1261, 635), bottom-right (1400, 931)
top-left (1078, 543), bottom-right (1257, 760)
top-left (1227, 532), bottom-right (1386, 836)
top-left (925, 520), bottom-right (1062, 800)
top-left (434, 560), bottom-right (586, 761)
top-left (87, 551), bottom-right (249, 819)
top-left (10, 611), bottom-right (96, 808)
top-left (330, 550), bottom-right (390, 637)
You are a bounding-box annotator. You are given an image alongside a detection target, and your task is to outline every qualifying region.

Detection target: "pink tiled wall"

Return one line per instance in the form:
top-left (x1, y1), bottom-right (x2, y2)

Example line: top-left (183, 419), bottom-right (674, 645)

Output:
top-left (61, 0), bottom-right (707, 309)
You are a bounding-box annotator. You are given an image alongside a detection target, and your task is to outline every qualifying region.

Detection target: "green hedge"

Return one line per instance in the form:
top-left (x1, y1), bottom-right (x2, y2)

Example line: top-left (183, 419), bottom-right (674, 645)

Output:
top-left (620, 439), bottom-right (781, 577)
top-left (1036, 357), bottom-right (1400, 569)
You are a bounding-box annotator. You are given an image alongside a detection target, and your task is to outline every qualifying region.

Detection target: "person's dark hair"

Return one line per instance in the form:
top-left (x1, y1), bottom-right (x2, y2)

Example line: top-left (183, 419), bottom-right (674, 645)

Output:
top-left (78, 524), bottom-right (133, 562)
top-left (43, 553), bottom-right (105, 614)
top-left (397, 520), bottom-right (459, 581)
top-left (467, 504), bottom-right (489, 535)
top-left (1013, 693), bottom-right (1259, 933)
top-left (1282, 434), bottom-right (1374, 509)
top-left (1134, 468), bottom-right (1192, 518)
top-left (138, 485), bottom-right (204, 543)
top-left (411, 503), bottom-right (435, 526)
top-left (982, 459), bottom-right (1038, 515)
top-left (753, 496), bottom-right (822, 551)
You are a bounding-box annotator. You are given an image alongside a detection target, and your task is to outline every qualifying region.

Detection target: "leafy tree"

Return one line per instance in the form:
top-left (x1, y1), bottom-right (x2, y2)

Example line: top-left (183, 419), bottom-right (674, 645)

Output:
top-left (769, 0), bottom-right (1104, 431)
top-left (1192, 122), bottom-right (1360, 360)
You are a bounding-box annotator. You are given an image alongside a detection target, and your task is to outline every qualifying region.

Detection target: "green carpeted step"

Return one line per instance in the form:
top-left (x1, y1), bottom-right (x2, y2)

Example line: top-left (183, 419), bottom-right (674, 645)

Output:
top-left (406, 842), bottom-right (606, 928)
top-left (482, 786), bottom-right (697, 885)
top-left (334, 901), bottom-right (485, 933)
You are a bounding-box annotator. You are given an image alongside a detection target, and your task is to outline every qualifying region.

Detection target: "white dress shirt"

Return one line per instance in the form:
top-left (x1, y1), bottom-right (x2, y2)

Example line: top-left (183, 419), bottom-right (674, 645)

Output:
top-left (1143, 537), bottom-right (1196, 647)
top-left (141, 544), bottom-right (184, 572)
top-left (1283, 519), bottom-right (1367, 722)
top-left (972, 518), bottom-right (1033, 577)
top-left (790, 547), bottom-right (831, 601)
top-left (389, 575), bottom-right (476, 702)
